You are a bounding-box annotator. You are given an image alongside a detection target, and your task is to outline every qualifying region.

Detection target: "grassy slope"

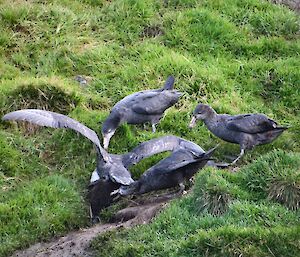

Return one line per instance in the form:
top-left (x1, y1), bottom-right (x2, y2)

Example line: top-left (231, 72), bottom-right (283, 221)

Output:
top-left (0, 0), bottom-right (299, 256)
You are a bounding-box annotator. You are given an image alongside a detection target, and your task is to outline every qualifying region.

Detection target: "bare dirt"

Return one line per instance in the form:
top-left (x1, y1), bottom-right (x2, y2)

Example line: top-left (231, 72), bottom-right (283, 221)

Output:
top-left (271, 0), bottom-right (300, 12)
top-left (10, 2), bottom-right (299, 256)
top-left (12, 193), bottom-right (179, 257)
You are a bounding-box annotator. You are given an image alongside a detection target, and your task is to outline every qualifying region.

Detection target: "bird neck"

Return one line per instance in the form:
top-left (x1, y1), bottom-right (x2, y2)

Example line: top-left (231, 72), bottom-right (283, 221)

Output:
top-left (203, 109), bottom-right (218, 127)
top-left (102, 114), bottom-right (121, 133)
top-left (203, 110), bottom-right (219, 129)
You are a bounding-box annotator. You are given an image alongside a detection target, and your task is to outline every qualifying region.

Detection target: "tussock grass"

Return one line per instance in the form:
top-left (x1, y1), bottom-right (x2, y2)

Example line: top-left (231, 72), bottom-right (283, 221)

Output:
top-left (91, 151), bottom-right (300, 256)
top-left (193, 169), bottom-right (233, 216)
top-left (0, 0), bottom-right (299, 256)
top-left (268, 177), bottom-right (300, 210)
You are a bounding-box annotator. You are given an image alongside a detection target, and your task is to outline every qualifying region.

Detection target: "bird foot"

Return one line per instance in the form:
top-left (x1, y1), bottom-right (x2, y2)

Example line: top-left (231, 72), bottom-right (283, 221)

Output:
top-left (230, 158), bottom-right (240, 166)
top-left (91, 216), bottom-right (101, 225)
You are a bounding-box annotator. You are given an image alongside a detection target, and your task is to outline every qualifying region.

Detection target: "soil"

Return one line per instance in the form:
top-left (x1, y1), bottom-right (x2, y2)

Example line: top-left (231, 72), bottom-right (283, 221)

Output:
top-left (10, 1), bottom-right (298, 256)
top-left (12, 193), bottom-right (179, 257)
top-left (271, 0), bottom-right (300, 12)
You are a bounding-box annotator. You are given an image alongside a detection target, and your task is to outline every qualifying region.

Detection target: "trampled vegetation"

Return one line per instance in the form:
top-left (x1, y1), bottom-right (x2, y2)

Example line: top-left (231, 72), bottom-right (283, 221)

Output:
top-left (0, 0), bottom-right (299, 256)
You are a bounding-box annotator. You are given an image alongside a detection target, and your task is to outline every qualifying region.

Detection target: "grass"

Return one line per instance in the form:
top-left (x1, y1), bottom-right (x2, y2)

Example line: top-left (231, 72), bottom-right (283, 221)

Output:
top-left (0, 0), bottom-right (299, 256)
top-left (91, 151), bottom-right (300, 256)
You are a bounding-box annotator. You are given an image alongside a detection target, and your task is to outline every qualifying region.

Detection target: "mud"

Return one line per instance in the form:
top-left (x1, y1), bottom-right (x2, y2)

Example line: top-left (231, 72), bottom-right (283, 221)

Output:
top-left (12, 193), bottom-right (179, 257)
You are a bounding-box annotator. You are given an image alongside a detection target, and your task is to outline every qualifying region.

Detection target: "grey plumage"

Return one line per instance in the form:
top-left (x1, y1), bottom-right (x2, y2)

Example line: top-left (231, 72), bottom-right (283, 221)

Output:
top-left (189, 104), bottom-right (288, 164)
top-left (2, 109), bottom-right (206, 220)
top-left (117, 146), bottom-right (216, 196)
top-left (121, 135), bottom-right (205, 168)
top-left (2, 109), bottom-right (132, 185)
top-left (101, 75), bottom-right (181, 149)
top-left (2, 109), bottom-right (134, 222)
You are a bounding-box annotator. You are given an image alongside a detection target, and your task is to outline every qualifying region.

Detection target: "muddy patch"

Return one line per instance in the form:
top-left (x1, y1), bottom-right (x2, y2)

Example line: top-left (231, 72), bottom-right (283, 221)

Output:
top-left (12, 193), bottom-right (179, 257)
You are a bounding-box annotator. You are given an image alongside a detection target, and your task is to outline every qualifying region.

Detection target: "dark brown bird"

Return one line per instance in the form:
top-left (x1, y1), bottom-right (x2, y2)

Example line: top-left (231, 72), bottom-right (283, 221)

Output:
top-left (114, 146), bottom-right (216, 196)
top-left (189, 104), bottom-right (288, 164)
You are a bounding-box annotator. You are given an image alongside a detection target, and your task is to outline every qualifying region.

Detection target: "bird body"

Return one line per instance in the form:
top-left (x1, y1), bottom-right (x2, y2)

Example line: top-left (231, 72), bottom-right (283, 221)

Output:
top-left (2, 109), bottom-right (134, 222)
top-left (203, 113), bottom-right (286, 150)
top-left (118, 147), bottom-right (215, 196)
top-left (189, 104), bottom-right (288, 164)
top-left (101, 76), bottom-right (181, 149)
top-left (2, 108), bottom-right (206, 220)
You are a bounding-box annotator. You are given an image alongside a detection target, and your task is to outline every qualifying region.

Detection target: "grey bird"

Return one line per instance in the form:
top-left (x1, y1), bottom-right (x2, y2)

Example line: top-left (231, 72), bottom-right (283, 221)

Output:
top-left (101, 75), bottom-right (181, 149)
top-left (115, 146), bottom-right (216, 196)
top-left (2, 109), bottom-right (205, 221)
top-left (189, 104), bottom-right (288, 164)
top-left (2, 109), bottom-right (134, 223)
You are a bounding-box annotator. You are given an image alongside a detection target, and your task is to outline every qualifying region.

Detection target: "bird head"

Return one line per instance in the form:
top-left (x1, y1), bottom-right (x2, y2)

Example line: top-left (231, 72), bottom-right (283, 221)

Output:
top-left (189, 104), bottom-right (215, 128)
top-left (101, 114), bottom-right (121, 150)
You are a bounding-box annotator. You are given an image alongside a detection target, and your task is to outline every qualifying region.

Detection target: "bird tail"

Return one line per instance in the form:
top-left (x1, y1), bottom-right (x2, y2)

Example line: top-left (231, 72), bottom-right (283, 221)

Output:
top-left (163, 75), bottom-right (175, 90)
top-left (257, 127), bottom-right (287, 145)
top-left (193, 145), bottom-right (218, 160)
top-left (203, 145), bottom-right (218, 160)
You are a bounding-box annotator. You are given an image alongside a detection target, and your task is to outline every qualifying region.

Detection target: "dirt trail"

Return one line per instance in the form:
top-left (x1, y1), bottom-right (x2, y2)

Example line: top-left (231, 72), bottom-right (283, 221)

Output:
top-left (12, 193), bottom-right (179, 257)
top-left (271, 0), bottom-right (300, 12)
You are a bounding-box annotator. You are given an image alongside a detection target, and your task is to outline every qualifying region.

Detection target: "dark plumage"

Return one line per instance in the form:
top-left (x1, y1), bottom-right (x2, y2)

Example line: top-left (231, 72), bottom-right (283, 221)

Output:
top-left (2, 109), bottom-right (134, 223)
top-left (101, 75), bottom-right (181, 149)
top-left (2, 109), bottom-right (204, 221)
top-left (87, 180), bottom-right (119, 223)
top-left (189, 104), bottom-right (288, 164)
top-left (116, 146), bottom-right (216, 196)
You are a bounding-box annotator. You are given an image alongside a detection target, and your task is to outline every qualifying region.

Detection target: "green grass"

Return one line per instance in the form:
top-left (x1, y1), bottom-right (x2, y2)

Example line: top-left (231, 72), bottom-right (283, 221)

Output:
top-left (91, 151), bottom-right (300, 256)
top-left (0, 0), bottom-right (299, 256)
top-left (0, 175), bottom-right (86, 257)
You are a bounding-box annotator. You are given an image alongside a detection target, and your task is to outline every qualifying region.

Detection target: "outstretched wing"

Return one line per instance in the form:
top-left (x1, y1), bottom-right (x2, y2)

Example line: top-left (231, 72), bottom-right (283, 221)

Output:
top-left (2, 109), bottom-right (109, 161)
top-left (226, 114), bottom-right (278, 134)
top-left (155, 151), bottom-right (202, 173)
top-left (122, 135), bottom-right (205, 168)
top-left (149, 146), bottom-right (216, 175)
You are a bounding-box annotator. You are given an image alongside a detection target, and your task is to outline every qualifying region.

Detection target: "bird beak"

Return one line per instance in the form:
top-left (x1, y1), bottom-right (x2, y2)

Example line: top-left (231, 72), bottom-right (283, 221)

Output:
top-left (102, 130), bottom-right (116, 150)
top-left (204, 145), bottom-right (219, 159)
top-left (103, 137), bottom-right (110, 150)
top-left (188, 116), bottom-right (197, 129)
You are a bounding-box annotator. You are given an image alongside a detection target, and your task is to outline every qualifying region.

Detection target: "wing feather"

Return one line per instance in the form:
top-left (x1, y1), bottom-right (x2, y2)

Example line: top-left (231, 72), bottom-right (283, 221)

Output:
top-left (3, 109), bottom-right (109, 161)
top-left (131, 91), bottom-right (180, 115)
top-left (122, 136), bottom-right (205, 168)
top-left (226, 114), bottom-right (277, 134)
